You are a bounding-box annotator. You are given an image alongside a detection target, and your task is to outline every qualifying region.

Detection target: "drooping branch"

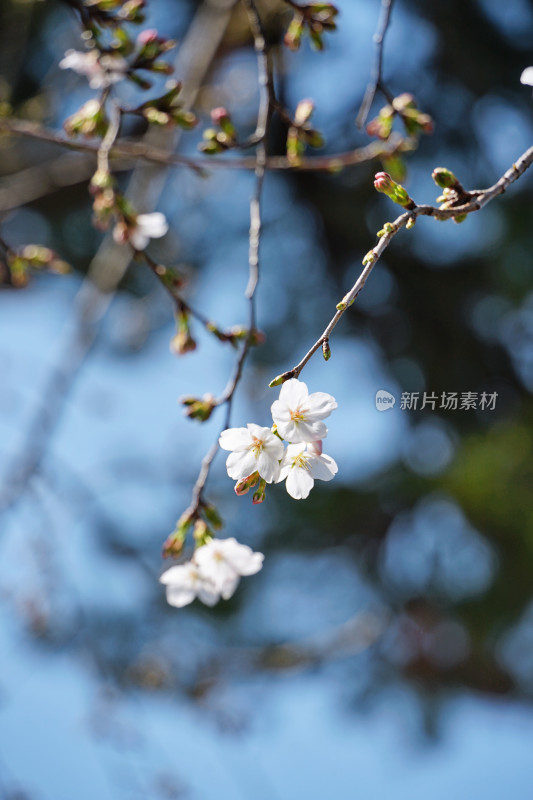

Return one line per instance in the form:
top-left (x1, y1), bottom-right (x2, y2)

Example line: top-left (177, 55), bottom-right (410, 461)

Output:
top-left (179, 0), bottom-right (272, 523)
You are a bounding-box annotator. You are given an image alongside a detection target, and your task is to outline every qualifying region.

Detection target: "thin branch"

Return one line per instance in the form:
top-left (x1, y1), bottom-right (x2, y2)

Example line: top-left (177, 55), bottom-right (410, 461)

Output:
top-left (274, 144), bottom-right (533, 383)
top-left (0, 116), bottom-right (407, 175)
top-left (181, 0), bottom-right (271, 519)
top-left (356, 0), bottom-right (395, 129)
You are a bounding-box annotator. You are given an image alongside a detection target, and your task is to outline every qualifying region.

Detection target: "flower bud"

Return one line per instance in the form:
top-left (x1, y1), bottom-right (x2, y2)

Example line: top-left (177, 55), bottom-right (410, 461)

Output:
top-left (203, 504), bottom-right (223, 530)
top-left (284, 15), bottom-right (304, 51)
top-left (374, 171), bottom-right (396, 194)
top-left (193, 519), bottom-right (211, 547)
top-left (294, 98), bottom-right (315, 126)
top-left (322, 339), bottom-right (331, 361)
top-left (235, 472), bottom-right (260, 496)
top-left (252, 479), bottom-right (267, 505)
top-left (432, 167), bottom-right (459, 189)
top-left (362, 250), bottom-right (376, 266)
top-left (181, 394), bottom-right (216, 422)
top-left (162, 510), bottom-right (193, 558)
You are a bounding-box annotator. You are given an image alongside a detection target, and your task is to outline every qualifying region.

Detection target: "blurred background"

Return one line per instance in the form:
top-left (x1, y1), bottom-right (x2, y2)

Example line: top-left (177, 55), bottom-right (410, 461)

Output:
top-left (1, 0), bottom-right (533, 797)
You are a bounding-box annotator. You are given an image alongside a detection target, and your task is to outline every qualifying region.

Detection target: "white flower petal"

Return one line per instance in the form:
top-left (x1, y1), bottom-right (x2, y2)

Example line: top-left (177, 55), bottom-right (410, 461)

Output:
top-left (297, 419), bottom-right (328, 442)
top-left (274, 418), bottom-right (300, 442)
top-left (278, 378), bottom-right (309, 407)
top-left (136, 212), bottom-right (168, 239)
top-left (270, 399), bottom-right (291, 423)
top-left (219, 574), bottom-right (240, 600)
top-left (308, 453), bottom-right (338, 482)
top-left (165, 585), bottom-right (197, 607)
top-left (257, 450), bottom-right (280, 483)
top-left (246, 423), bottom-right (271, 439)
top-left (305, 391), bottom-right (338, 420)
top-left (130, 229), bottom-right (149, 250)
top-left (196, 583), bottom-right (222, 606)
top-left (285, 467), bottom-right (314, 499)
top-left (520, 66), bottom-right (533, 86)
top-left (226, 449), bottom-right (258, 480)
top-left (220, 539), bottom-right (264, 575)
top-left (219, 427), bottom-right (251, 451)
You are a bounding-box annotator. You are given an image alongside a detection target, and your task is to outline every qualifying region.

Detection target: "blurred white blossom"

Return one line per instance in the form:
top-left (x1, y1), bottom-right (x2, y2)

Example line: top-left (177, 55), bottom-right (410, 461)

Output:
top-left (520, 66), bottom-right (533, 86)
top-left (59, 49), bottom-right (128, 89)
top-left (194, 538), bottom-right (264, 598)
top-left (129, 212), bottom-right (169, 250)
top-left (160, 538), bottom-right (264, 608)
top-left (160, 562), bottom-right (219, 608)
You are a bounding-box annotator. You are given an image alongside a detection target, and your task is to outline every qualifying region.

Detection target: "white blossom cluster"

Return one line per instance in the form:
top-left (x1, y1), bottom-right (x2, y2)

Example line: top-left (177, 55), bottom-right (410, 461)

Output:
top-left (160, 537), bottom-right (263, 608)
top-left (160, 379), bottom-right (337, 609)
top-left (59, 49), bottom-right (128, 89)
top-left (220, 378), bottom-right (338, 500)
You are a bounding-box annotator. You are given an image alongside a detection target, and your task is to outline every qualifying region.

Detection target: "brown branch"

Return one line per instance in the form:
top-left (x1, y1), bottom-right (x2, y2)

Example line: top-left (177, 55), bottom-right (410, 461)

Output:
top-left (273, 144), bottom-right (533, 384)
top-left (0, 116), bottom-right (407, 175)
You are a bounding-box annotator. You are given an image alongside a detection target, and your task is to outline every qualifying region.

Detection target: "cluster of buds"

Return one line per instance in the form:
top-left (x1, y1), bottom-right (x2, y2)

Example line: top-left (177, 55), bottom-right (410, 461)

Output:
top-left (200, 107), bottom-right (238, 155)
top-left (432, 167), bottom-right (470, 223)
top-left (60, 24), bottom-right (176, 93)
top-left (170, 307), bottom-right (197, 356)
top-left (367, 94), bottom-right (433, 141)
top-left (286, 99), bottom-right (324, 165)
top-left (73, 0), bottom-right (146, 29)
top-left (127, 28), bottom-right (175, 85)
top-left (161, 502), bottom-right (223, 558)
top-left (63, 99), bottom-right (108, 138)
top-left (4, 245), bottom-right (70, 288)
top-left (135, 81), bottom-right (197, 129)
top-left (374, 171), bottom-right (415, 209)
top-left (180, 393), bottom-right (217, 422)
top-left (233, 472), bottom-right (267, 504)
top-left (284, 3), bottom-right (339, 51)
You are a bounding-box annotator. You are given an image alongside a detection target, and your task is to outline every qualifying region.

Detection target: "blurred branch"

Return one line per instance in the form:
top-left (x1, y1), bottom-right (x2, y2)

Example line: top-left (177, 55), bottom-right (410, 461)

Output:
top-left (0, 116), bottom-right (408, 175)
top-left (356, 0), bottom-right (395, 129)
top-left (272, 144), bottom-right (533, 384)
top-left (0, 0), bottom-right (240, 517)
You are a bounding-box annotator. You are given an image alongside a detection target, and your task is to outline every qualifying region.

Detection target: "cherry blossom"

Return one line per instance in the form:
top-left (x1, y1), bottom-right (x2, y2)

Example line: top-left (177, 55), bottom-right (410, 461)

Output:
top-left (194, 537), bottom-right (264, 598)
top-left (129, 212), bottom-right (169, 250)
top-left (277, 441), bottom-right (338, 499)
top-left (520, 67), bottom-right (533, 86)
top-left (159, 561), bottom-right (219, 608)
top-left (219, 423), bottom-right (284, 483)
top-left (271, 378), bottom-right (337, 443)
top-left (59, 49), bottom-right (128, 89)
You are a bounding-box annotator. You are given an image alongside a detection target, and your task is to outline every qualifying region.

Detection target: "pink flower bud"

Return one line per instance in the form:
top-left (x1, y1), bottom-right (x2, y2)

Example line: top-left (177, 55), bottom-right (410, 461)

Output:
top-left (210, 107), bottom-right (229, 124)
top-left (374, 172), bottom-right (395, 193)
top-left (137, 28), bottom-right (159, 45)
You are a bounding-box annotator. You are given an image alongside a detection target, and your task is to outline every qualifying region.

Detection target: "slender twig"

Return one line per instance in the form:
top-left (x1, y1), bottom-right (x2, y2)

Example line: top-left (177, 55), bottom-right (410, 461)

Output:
top-left (273, 144), bottom-right (533, 383)
top-left (356, 0), bottom-right (395, 129)
top-left (0, 117), bottom-right (407, 174)
top-left (182, 0), bottom-right (272, 518)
